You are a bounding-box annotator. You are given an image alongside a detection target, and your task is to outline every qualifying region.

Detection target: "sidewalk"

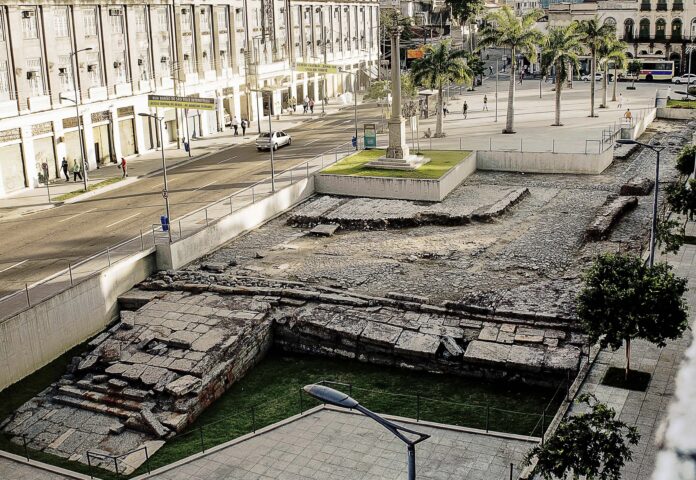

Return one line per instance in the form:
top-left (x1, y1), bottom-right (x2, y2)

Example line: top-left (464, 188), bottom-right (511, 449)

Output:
top-left (567, 243), bottom-right (696, 480)
top-left (0, 97), bottom-right (356, 221)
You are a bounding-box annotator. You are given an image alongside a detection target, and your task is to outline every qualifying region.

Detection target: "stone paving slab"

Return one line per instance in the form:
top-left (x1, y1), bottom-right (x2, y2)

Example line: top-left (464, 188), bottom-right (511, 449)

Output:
top-left (0, 452), bottom-right (86, 480)
top-left (143, 408), bottom-right (535, 480)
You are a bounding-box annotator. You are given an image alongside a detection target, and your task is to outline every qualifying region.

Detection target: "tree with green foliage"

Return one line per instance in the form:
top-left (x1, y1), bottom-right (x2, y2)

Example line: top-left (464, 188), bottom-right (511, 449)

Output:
top-left (447, 0), bottom-right (485, 51)
top-left (478, 7), bottom-right (544, 133)
top-left (526, 393), bottom-right (640, 480)
top-left (659, 144), bottom-right (696, 252)
top-left (411, 40), bottom-right (473, 137)
top-left (597, 36), bottom-right (626, 107)
top-left (380, 10), bottom-right (415, 42)
top-left (577, 18), bottom-right (616, 117)
top-left (627, 59), bottom-right (642, 89)
top-left (607, 40), bottom-right (627, 102)
top-left (541, 24), bottom-right (582, 126)
top-left (576, 253), bottom-right (688, 379)
top-left (363, 75), bottom-right (418, 125)
top-left (464, 52), bottom-right (485, 89)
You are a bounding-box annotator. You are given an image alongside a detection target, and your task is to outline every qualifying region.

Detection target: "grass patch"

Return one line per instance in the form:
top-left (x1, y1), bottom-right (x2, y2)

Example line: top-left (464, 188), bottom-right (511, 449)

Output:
top-left (667, 99), bottom-right (696, 109)
top-left (52, 177), bottom-right (123, 202)
top-left (601, 367), bottom-right (651, 391)
top-left (2, 349), bottom-right (563, 479)
top-left (322, 149), bottom-right (471, 179)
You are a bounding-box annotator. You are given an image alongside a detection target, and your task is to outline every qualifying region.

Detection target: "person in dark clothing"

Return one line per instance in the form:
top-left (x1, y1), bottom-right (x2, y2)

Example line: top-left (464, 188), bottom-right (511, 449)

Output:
top-left (61, 158), bottom-right (69, 182)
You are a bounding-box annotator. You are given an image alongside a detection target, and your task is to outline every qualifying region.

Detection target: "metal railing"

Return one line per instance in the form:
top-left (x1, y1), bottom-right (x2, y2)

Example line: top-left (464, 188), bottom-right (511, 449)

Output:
top-left (74, 377), bottom-right (567, 479)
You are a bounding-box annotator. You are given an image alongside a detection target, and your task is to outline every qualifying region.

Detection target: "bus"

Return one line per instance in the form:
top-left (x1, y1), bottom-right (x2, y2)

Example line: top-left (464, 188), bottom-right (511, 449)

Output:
top-left (636, 60), bottom-right (674, 82)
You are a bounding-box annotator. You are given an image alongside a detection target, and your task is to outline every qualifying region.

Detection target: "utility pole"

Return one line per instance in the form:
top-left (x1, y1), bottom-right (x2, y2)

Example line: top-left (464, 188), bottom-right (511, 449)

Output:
top-left (495, 59), bottom-right (498, 122)
top-left (323, 26), bottom-right (328, 114)
top-left (69, 47), bottom-right (91, 191)
top-left (171, 0), bottom-right (182, 150)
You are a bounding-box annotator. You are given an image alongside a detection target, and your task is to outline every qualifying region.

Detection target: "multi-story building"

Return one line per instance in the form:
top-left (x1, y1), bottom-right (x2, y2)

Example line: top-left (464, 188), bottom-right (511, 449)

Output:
top-left (0, 0), bottom-right (380, 196)
top-left (548, 1), bottom-right (696, 76)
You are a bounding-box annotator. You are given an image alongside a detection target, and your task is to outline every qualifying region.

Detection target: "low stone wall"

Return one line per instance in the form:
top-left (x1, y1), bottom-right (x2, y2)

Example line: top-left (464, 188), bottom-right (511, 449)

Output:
top-left (656, 107), bottom-right (696, 120)
top-left (0, 249), bottom-right (156, 392)
top-left (315, 152), bottom-right (476, 202)
top-left (157, 177), bottom-right (315, 271)
top-left (476, 148), bottom-right (613, 175)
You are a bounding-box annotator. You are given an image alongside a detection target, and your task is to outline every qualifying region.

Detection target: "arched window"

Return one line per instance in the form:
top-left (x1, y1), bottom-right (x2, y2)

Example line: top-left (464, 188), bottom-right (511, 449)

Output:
top-left (626, 51), bottom-right (634, 58)
top-left (672, 19), bottom-right (682, 40)
top-left (624, 18), bottom-right (635, 40)
top-left (654, 50), bottom-right (664, 55)
top-left (691, 18), bottom-right (696, 37)
top-left (639, 18), bottom-right (650, 40)
top-left (656, 18), bottom-right (666, 40)
top-left (605, 17), bottom-right (616, 27)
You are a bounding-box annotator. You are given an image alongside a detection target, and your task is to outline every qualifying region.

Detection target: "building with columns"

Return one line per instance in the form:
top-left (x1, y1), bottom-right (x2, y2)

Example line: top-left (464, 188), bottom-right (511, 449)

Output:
top-left (0, 0), bottom-right (380, 196)
top-left (548, 1), bottom-right (696, 76)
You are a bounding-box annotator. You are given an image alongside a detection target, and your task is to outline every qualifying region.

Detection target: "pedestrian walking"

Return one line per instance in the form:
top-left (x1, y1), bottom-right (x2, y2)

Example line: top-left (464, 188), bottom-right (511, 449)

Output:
top-left (241, 118), bottom-right (248, 136)
top-left (624, 108), bottom-right (632, 123)
top-left (309, 99), bottom-right (315, 114)
top-left (483, 95), bottom-right (488, 111)
top-left (443, 102), bottom-right (449, 117)
top-left (71, 159), bottom-right (83, 182)
top-left (303, 95), bottom-right (310, 114)
top-left (289, 96), bottom-right (297, 113)
top-left (232, 116), bottom-right (239, 135)
top-left (489, 65), bottom-right (493, 75)
top-left (519, 71), bottom-right (524, 85)
top-left (617, 93), bottom-right (623, 109)
top-left (120, 157), bottom-right (127, 178)
top-left (462, 101), bottom-right (468, 119)
top-left (61, 158), bottom-right (69, 182)
top-left (486, 53), bottom-right (490, 61)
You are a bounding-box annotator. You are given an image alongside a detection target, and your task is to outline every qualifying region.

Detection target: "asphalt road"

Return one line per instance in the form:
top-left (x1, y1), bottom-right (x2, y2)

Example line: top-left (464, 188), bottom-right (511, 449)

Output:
top-left (0, 105), bottom-right (382, 297)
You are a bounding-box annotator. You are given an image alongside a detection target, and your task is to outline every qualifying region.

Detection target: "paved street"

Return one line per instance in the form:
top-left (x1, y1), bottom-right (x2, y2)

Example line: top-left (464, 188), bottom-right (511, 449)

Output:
top-left (143, 408), bottom-right (535, 480)
top-left (0, 104), bottom-right (381, 297)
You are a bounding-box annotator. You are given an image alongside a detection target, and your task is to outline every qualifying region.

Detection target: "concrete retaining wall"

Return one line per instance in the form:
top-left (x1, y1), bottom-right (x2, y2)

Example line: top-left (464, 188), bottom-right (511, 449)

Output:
top-left (0, 249), bottom-right (156, 391)
top-left (315, 152), bottom-right (476, 202)
top-left (476, 148), bottom-right (613, 175)
top-left (656, 107), bottom-right (696, 120)
top-left (157, 178), bottom-right (315, 271)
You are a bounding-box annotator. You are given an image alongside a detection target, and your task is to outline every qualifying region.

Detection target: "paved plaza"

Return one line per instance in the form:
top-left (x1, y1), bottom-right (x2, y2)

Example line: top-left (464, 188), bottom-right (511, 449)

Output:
top-left (142, 408), bottom-right (535, 480)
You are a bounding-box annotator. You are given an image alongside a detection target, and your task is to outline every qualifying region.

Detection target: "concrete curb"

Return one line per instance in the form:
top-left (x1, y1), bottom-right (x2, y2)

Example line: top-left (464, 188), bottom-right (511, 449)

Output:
top-left (0, 449), bottom-right (93, 480)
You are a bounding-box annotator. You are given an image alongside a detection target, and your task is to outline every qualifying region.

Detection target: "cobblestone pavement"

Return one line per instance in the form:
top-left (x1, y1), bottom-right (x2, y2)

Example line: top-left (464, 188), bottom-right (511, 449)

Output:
top-left (145, 408), bottom-right (535, 480)
top-left (567, 244), bottom-right (696, 480)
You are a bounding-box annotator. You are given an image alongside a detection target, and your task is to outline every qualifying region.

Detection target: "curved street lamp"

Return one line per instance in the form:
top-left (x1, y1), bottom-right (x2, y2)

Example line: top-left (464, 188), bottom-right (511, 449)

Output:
top-left (138, 113), bottom-right (172, 243)
top-left (304, 384), bottom-right (430, 480)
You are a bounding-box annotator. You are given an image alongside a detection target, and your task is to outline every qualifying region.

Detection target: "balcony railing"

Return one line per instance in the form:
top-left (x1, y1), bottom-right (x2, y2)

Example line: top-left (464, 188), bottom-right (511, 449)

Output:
top-left (673, 2), bottom-right (683, 10)
top-left (640, 3), bottom-right (651, 11)
top-left (656, 2), bottom-right (668, 10)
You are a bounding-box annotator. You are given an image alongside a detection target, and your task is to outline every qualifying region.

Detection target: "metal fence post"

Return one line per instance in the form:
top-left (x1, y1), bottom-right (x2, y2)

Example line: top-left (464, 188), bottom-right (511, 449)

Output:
top-left (25, 284), bottom-right (30, 307)
top-left (485, 405), bottom-right (490, 432)
top-left (520, 138), bottom-right (523, 152)
top-left (290, 168), bottom-right (294, 184)
top-left (585, 141), bottom-right (588, 154)
top-left (205, 209), bottom-right (209, 226)
top-left (299, 388), bottom-right (304, 414)
top-left (113, 457), bottom-right (119, 477)
top-left (510, 463), bottom-right (514, 480)
top-left (68, 263), bottom-right (74, 286)
top-left (541, 410), bottom-right (546, 444)
top-left (459, 137), bottom-right (462, 150)
top-left (429, 137), bottom-right (432, 150)
top-left (106, 247), bottom-right (111, 266)
top-left (140, 229), bottom-right (144, 250)
top-left (252, 185), bottom-right (255, 203)
top-left (230, 197), bottom-right (234, 213)
top-left (199, 426), bottom-right (205, 453)
top-left (567, 369), bottom-right (571, 400)
top-left (144, 446), bottom-right (151, 474)
top-left (335, 148), bottom-right (338, 163)
top-left (552, 139), bottom-right (555, 153)
top-left (306, 162), bottom-right (310, 178)
top-left (87, 453), bottom-right (93, 479)
top-left (489, 137), bottom-right (492, 150)
top-left (22, 435), bottom-right (28, 460)
top-left (178, 220), bottom-right (183, 240)
top-left (416, 394), bottom-right (420, 421)
top-left (251, 406), bottom-right (256, 433)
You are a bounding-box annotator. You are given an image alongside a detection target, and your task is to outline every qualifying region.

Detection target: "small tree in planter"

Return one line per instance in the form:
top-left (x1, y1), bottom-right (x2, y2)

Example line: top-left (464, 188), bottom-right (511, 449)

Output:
top-left (576, 253), bottom-right (688, 381)
top-left (626, 60), bottom-right (641, 89)
top-left (526, 394), bottom-right (639, 480)
top-left (658, 144), bottom-right (696, 253)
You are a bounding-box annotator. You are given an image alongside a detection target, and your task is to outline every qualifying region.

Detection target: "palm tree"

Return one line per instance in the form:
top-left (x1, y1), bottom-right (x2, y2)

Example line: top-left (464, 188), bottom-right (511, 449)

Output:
top-left (577, 18), bottom-right (616, 117)
top-left (607, 41), bottom-right (627, 102)
top-left (478, 6), bottom-right (544, 133)
top-left (541, 25), bottom-right (582, 126)
top-left (598, 36), bottom-right (625, 108)
top-left (411, 40), bottom-right (473, 137)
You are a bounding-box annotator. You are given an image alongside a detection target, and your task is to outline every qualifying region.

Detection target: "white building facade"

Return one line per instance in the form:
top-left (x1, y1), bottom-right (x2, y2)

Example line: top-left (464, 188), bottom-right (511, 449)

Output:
top-left (0, 0), bottom-right (380, 196)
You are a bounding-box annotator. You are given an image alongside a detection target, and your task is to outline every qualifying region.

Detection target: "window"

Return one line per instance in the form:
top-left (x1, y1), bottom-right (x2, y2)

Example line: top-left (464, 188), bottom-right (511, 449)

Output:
top-left (58, 55), bottom-right (73, 91)
top-left (200, 8), bottom-right (210, 33)
top-left (22, 11), bottom-right (38, 39)
top-left (0, 61), bottom-right (10, 100)
top-left (55, 7), bottom-right (69, 37)
top-left (87, 52), bottom-right (101, 86)
top-left (135, 8), bottom-right (146, 33)
top-left (26, 58), bottom-right (43, 96)
top-left (84, 8), bottom-right (97, 36)
top-left (217, 9), bottom-right (227, 31)
top-left (158, 8), bottom-right (169, 30)
top-left (110, 13), bottom-right (123, 34)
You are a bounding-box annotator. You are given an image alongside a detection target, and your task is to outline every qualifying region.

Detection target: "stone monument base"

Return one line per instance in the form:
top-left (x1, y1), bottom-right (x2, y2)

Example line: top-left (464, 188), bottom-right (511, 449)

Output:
top-left (365, 154), bottom-right (431, 170)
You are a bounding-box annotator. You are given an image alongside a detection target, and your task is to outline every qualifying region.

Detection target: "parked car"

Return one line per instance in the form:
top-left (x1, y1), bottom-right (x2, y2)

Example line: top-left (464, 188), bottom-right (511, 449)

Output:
top-left (672, 74), bottom-right (696, 85)
top-left (256, 131), bottom-right (292, 151)
top-left (581, 73), bottom-right (603, 81)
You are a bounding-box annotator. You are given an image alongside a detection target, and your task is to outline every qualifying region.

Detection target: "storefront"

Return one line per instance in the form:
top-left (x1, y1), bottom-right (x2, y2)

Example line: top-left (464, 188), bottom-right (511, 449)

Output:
top-left (0, 128), bottom-right (25, 194)
top-left (32, 136), bottom-right (57, 182)
top-left (91, 111), bottom-right (115, 165)
top-left (117, 106), bottom-right (137, 157)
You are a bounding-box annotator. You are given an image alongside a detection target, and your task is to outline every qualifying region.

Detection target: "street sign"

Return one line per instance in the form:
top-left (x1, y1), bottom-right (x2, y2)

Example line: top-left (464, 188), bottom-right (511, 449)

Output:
top-left (364, 123), bottom-right (377, 149)
top-left (407, 49), bottom-right (424, 59)
top-left (147, 95), bottom-right (216, 110)
top-left (295, 62), bottom-right (338, 74)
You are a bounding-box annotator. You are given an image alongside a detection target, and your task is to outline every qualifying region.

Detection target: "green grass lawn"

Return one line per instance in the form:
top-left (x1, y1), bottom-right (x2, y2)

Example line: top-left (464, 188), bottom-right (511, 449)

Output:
top-left (1, 348), bottom-right (563, 479)
top-left (667, 99), bottom-right (696, 109)
top-left (322, 149), bottom-right (471, 179)
top-left (53, 177), bottom-right (123, 202)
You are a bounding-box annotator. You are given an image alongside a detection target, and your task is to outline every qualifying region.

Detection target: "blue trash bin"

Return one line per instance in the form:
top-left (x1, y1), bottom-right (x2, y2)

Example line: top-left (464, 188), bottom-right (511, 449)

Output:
top-left (160, 215), bottom-right (169, 232)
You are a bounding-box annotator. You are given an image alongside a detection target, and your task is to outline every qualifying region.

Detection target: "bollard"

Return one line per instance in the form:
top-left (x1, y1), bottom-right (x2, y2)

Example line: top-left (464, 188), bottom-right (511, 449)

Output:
top-left (199, 426), bottom-right (205, 453)
top-left (68, 263), bottom-right (74, 286)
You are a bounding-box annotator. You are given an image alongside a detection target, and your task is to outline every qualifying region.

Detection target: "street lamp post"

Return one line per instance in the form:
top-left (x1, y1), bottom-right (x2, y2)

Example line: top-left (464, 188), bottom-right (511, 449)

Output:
top-left (139, 113), bottom-right (172, 243)
top-left (338, 68), bottom-right (360, 150)
top-left (617, 139), bottom-right (665, 266)
top-left (251, 88), bottom-right (277, 192)
top-left (69, 47), bottom-right (92, 191)
top-left (304, 384), bottom-right (430, 480)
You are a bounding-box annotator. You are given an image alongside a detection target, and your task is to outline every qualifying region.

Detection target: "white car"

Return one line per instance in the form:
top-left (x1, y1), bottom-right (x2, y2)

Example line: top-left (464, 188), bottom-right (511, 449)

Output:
top-left (255, 131), bottom-right (292, 151)
top-left (672, 74), bottom-right (696, 85)
top-left (581, 73), bottom-right (603, 81)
